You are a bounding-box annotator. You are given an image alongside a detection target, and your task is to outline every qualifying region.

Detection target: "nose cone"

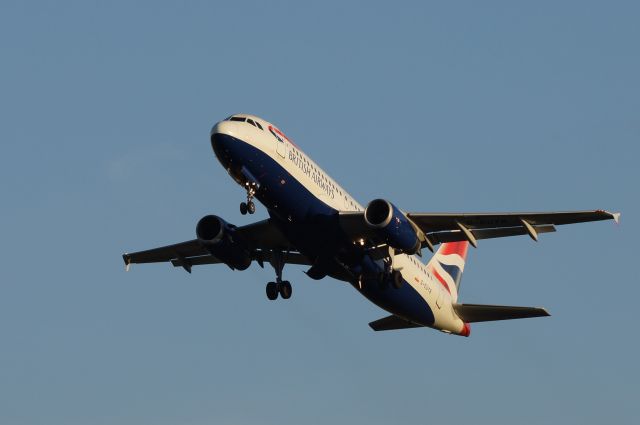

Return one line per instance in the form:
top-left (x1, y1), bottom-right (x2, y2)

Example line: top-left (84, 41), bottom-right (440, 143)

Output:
top-left (210, 120), bottom-right (234, 140)
top-left (210, 121), bottom-right (241, 168)
top-left (210, 120), bottom-right (233, 151)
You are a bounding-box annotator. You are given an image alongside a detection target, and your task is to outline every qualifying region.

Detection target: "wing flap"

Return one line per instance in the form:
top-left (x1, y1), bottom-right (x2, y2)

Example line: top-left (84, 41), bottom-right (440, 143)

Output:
top-left (170, 254), bottom-right (223, 268)
top-left (453, 303), bottom-right (550, 323)
top-left (429, 224), bottom-right (556, 244)
top-left (169, 250), bottom-right (312, 269)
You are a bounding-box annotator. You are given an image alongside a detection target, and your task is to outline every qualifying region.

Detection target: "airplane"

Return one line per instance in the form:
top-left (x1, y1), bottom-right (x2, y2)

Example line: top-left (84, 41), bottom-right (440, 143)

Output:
top-left (122, 114), bottom-right (620, 336)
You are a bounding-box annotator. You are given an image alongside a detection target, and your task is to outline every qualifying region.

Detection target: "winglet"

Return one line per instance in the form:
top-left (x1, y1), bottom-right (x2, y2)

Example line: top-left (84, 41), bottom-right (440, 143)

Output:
top-left (611, 212), bottom-right (621, 224)
top-left (123, 254), bottom-right (131, 272)
top-left (596, 209), bottom-right (621, 224)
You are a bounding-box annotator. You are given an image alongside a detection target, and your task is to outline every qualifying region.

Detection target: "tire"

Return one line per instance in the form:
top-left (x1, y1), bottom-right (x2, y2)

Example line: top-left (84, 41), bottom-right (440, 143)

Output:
top-left (279, 281), bottom-right (292, 299)
top-left (391, 270), bottom-right (403, 289)
top-left (240, 202), bottom-right (248, 215)
top-left (247, 201), bottom-right (256, 214)
top-left (266, 282), bottom-right (278, 300)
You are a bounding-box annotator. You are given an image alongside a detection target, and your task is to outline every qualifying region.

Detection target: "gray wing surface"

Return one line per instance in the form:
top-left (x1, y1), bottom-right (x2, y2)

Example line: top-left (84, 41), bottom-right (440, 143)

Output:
top-left (123, 219), bottom-right (310, 272)
top-left (453, 304), bottom-right (551, 322)
top-left (406, 210), bottom-right (619, 231)
top-left (340, 209), bottom-right (619, 249)
top-left (122, 239), bottom-right (208, 265)
top-left (369, 315), bottom-right (424, 331)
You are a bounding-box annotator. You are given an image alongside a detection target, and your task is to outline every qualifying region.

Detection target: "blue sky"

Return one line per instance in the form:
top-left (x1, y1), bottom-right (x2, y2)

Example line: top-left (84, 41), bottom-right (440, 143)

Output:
top-left (1, 1), bottom-right (638, 424)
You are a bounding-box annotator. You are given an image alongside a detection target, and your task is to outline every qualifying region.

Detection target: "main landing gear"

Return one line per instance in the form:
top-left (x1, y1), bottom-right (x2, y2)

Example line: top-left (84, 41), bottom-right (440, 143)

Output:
top-left (390, 269), bottom-right (403, 289)
top-left (266, 280), bottom-right (292, 300)
top-left (266, 250), bottom-right (293, 300)
top-left (356, 268), bottom-right (403, 291)
top-left (240, 181), bottom-right (257, 215)
top-left (379, 255), bottom-right (404, 290)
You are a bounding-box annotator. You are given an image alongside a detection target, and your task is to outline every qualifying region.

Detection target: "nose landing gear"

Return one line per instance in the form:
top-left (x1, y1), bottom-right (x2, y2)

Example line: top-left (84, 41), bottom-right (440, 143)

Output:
top-left (240, 200), bottom-right (255, 215)
top-left (240, 181), bottom-right (257, 215)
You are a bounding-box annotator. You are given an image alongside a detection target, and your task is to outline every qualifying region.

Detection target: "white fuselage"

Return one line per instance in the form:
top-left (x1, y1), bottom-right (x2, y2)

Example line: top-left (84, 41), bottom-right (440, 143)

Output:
top-left (212, 115), bottom-right (468, 335)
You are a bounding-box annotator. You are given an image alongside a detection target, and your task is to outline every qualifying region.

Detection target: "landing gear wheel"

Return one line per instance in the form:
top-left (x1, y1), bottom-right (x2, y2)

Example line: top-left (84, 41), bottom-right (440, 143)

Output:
top-left (247, 201), bottom-right (256, 214)
top-left (240, 202), bottom-right (248, 215)
top-left (266, 282), bottom-right (278, 300)
top-left (279, 281), bottom-right (292, 299)
top-left (391, 270), bottom-right (403, 289)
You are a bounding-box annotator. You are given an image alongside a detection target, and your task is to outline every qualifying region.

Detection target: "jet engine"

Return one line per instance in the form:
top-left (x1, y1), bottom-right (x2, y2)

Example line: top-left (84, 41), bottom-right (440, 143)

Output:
top-left (364, 199), bottom-right (421, 255)
top-left (196, 215), bottom-right (252, 270)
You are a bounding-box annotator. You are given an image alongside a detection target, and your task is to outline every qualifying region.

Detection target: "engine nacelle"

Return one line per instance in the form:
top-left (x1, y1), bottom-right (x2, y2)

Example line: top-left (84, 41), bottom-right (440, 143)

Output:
top-left (196, 215), bottom-right (252, 270)
top-left (364, 199), bottom-right (421, 255)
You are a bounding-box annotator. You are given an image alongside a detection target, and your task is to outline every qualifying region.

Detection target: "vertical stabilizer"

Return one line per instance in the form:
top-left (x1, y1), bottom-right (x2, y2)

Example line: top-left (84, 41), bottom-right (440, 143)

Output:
top-left (426, 241), bottom-right (469, 302)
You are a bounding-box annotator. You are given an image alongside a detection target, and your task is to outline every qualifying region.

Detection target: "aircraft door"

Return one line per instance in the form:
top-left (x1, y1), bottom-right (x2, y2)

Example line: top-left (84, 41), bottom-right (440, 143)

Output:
top-left (276, 138), bottom-right (286, 158)
top-left (269, 125), bottom-right (287, 159)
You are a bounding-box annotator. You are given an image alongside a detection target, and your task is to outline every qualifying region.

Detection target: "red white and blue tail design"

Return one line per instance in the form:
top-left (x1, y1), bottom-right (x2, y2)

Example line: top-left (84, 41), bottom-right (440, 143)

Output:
top-left (426, 241), bottom-right (469, 302)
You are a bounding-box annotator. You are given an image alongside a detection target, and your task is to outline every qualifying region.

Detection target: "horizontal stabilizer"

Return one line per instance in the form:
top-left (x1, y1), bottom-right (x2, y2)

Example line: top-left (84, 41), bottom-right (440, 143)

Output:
top-left (453, 303), bottom-right (550, 323)
top-left (369, 315), bottom-right (424, 331)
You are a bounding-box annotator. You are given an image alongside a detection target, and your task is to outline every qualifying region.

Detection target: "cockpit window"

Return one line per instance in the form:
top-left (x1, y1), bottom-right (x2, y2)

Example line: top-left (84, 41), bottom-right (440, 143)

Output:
top-left (226, 116), bottom-right (264, 130)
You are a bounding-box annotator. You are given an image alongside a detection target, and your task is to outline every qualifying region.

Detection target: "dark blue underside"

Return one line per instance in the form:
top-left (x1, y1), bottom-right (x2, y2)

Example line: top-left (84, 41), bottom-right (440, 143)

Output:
top-left (211, 134), bottom-right (435, 326)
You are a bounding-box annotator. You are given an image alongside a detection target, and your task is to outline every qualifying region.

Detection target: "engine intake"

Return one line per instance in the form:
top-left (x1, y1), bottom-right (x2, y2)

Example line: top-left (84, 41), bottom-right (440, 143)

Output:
top-left (364, 199), bottom-right (421, 255)
top-left (196, 215), bottom-right (224, 243)
top-left (196, 215), bottom-right (252, 270)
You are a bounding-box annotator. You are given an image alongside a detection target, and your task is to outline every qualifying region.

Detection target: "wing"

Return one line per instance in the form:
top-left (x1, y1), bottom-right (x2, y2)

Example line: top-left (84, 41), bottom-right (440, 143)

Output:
top-left (340, 209), bottom-right (619, 249)
top-left (122, 219), bottom-right (311, 272)
top-left (122, 239), bottom-right (208, 265)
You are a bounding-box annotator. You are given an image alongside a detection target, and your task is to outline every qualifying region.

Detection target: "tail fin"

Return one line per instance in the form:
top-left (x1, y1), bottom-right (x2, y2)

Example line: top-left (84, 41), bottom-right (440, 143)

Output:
top-left (426, 241), bottom-right (469, 302)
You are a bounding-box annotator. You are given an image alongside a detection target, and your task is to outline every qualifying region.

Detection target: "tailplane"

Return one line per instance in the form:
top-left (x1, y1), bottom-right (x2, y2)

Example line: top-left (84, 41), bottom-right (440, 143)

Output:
top-left (453, 303), bottom-right (550, 322)
top-left (369, 315), bottom-right (423, 331)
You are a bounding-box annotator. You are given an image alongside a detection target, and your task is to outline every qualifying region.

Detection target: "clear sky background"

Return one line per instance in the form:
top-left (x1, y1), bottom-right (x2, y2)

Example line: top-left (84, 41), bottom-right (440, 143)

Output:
top-left (1, 1), bottom-right (638, 424)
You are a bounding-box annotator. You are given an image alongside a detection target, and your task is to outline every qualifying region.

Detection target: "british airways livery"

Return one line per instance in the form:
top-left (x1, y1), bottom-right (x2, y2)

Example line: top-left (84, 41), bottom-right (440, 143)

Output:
top-left (123, 114), bottom-right (620, 336)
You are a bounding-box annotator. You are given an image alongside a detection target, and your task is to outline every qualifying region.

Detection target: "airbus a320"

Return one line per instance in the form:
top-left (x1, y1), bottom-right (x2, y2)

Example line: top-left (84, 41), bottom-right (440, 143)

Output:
top-left (123, 114), bottom-right (619, 336)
